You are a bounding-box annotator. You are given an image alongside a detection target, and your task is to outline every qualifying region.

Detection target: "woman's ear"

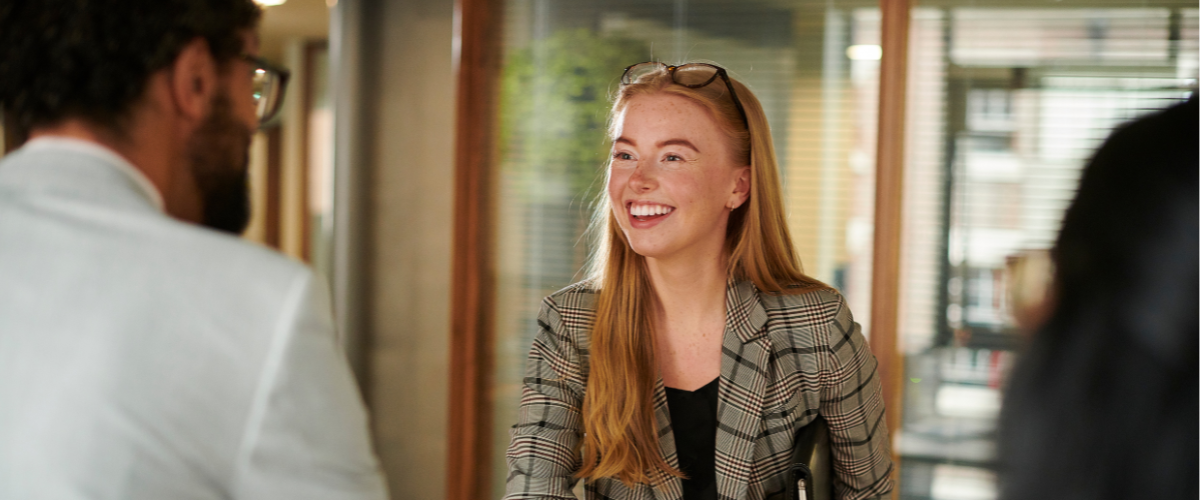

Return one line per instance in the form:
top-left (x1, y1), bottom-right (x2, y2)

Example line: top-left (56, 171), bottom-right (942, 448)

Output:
top-left (728, 166), bottom-right (751, 210)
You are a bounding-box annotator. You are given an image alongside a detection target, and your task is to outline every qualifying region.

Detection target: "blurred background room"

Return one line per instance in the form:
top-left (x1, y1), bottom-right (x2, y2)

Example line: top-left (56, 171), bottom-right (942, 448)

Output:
top-left (2, 0), bottom-right (1194, 498)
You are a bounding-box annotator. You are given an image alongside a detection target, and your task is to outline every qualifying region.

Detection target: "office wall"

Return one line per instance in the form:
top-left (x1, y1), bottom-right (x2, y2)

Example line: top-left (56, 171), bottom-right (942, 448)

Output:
top-left (337, 0), bottom-right (456, 497)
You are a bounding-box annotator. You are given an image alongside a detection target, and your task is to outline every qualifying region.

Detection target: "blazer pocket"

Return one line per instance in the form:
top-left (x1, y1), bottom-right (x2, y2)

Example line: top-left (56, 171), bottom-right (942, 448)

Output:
top-left (762, 388), bottom-right (818, 423)
top-left (758, 386), bottom-right (806, 417)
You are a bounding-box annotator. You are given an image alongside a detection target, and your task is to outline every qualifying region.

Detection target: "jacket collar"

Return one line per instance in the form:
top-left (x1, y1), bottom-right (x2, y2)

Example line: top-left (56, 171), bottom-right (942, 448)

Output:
top-left (716, 279), bottom-right (773, 500)
top-left (1, 137), bottom-right (165, 214)
top-left (650, 279), bottom-right (771, 500)
top-left (726, 279), bottom-right (769, 344)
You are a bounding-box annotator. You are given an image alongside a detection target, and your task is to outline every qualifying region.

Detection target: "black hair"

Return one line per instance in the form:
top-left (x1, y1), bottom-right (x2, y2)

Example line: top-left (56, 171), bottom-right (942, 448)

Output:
top-left (998, 95), bottom-right (1198, 500)
top-left (0, 0), bottom-right (261, 137)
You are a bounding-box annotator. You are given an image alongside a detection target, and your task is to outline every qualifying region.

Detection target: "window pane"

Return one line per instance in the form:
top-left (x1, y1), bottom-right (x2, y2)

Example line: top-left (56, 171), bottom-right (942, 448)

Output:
top-left (896, 4), bottom-right (1196, 500)
top-left (491, 0), bottom-right (881, 495)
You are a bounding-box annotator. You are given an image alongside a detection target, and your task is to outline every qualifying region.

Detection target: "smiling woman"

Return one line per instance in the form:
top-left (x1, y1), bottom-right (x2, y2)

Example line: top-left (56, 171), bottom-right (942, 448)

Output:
top-left (504, 62), bottom-right (894, 500)
top-left (607, 93), bottom-right (749, 265)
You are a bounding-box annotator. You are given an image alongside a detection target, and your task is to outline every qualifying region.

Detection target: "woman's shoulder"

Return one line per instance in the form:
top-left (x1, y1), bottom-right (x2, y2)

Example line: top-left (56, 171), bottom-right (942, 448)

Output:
top-left (546, 278), bottom-right (598, 300)
top-left (535, 280), bottom-right (599, 349)
top-left (758, 283), bottom-right (845, 308)
top-left (541, 278), bottom-right (600, 315)
top-left (756, 283), bottom-right (849, 328)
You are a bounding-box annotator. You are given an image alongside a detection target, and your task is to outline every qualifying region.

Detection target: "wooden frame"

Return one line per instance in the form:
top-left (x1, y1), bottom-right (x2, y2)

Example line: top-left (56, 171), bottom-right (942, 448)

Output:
top-left (870, 0), bottom-right (911, 452)
top-left (445, 0), bottom-right (503, 497)
top-left (263, 126), bottom-right (283, 249)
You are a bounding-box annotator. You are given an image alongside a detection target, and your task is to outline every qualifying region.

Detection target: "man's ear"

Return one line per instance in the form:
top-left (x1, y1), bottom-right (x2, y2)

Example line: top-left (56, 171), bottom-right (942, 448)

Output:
top-left (728, 165), bottom-right (751, 210)
top-left (167, 38), bottom-right (218, 123)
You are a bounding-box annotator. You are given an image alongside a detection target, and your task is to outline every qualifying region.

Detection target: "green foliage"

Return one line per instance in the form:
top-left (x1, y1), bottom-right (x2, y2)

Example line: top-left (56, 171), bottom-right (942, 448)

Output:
top-left (499, 29), bottom-right (647, 202)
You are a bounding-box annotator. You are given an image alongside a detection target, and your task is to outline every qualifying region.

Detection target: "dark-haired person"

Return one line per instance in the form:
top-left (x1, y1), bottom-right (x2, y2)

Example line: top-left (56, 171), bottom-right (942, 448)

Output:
top-left (0, 2), bottom-right (387, 499)
top-left (505, 63), bottom-right (892, 499)
top-left (998, 96), bottom-right (1198, 500)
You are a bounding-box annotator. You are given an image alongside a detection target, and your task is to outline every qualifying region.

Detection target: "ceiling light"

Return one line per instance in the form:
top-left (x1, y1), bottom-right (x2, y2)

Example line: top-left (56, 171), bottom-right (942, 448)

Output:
top-left (846, 45), bottom-right (882, 61)
top-left (255, 0), bottom-right (287, 6)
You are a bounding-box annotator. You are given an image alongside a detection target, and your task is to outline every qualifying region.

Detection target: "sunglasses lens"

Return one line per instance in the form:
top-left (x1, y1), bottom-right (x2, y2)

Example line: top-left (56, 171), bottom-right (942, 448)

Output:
top-left (672, 64), bottom-right (719, 87)
top-left (622, 62), bottom-right (664, 85)
top-left (618, 61), bottom-right (747, 128)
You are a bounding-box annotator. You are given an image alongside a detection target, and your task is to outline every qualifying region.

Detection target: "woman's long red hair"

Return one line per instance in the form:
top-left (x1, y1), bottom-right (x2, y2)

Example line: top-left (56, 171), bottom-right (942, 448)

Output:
top-left (577, 67), bottom-right (825, 485)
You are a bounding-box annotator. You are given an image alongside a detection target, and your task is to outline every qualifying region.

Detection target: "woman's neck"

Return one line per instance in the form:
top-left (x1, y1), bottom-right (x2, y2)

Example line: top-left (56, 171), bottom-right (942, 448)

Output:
top-left (645, 252), bottom-right (729, 325)
top-left (644, 250), bottom-right (729, 390)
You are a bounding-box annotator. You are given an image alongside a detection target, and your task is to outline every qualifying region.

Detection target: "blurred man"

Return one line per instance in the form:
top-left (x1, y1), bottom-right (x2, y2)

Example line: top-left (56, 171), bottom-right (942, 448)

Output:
top-left (0, 2), bottom-right (388, 499)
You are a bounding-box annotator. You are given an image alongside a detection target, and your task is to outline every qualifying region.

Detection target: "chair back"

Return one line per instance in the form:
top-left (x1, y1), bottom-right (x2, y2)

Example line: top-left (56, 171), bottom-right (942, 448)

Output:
top-left (786, 416), bottom-right (832, 500)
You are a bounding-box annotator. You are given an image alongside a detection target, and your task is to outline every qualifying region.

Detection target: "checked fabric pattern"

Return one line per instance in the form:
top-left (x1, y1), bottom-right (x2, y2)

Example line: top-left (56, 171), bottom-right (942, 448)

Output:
top-left (505, 280), bottom-right (893, 500)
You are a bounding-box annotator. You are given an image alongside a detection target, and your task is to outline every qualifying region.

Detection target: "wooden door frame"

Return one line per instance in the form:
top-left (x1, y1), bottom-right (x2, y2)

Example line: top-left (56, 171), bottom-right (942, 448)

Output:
top-left (445, 0), bottom-right (503, 498)
top-left (869, 0), bottom-right (911, 458)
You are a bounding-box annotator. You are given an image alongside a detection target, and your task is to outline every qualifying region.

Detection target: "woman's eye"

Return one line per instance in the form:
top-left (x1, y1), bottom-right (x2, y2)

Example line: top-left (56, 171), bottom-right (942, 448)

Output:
top-left (613, 152), bottom-right (634, 161)
top-left (665, 154), bottom-right (683, 162)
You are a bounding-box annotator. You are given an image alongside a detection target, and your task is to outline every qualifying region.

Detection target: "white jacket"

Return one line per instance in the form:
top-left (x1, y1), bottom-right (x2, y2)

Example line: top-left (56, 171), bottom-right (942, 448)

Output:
top-left (0, 138), bottom-right (388, 500)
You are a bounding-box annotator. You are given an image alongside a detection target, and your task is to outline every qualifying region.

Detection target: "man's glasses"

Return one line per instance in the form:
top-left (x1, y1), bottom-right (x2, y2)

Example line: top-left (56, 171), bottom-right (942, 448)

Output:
top-left (242, 55), bottom-right (290, 125)
top-left (620, 62), bottom-right (749, 129)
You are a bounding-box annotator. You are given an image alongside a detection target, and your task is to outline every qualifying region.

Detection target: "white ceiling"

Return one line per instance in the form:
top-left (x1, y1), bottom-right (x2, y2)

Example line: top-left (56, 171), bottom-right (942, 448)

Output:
top-left (259, 0), bottom-right (331, 60)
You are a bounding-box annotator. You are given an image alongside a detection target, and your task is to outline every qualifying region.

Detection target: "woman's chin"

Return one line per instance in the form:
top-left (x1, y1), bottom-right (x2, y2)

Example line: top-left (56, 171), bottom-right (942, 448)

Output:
top-left (626, 242), bottom-right (666, 260)
top-left (625, 240), bottom-right (682, 262)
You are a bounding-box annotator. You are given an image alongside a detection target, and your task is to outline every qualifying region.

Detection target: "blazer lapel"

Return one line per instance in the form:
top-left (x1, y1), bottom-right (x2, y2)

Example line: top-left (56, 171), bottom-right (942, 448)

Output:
top-left (652, 377), bottom-right (684, 500)
top-left (715, 281), bottom-right (770, 500)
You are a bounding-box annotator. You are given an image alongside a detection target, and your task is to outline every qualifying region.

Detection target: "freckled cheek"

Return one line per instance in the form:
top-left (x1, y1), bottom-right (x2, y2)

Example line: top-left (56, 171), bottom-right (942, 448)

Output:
top-left (660, 172), bottom-right (701, 201)
top-left (606, 170), bottom-right (628, 208)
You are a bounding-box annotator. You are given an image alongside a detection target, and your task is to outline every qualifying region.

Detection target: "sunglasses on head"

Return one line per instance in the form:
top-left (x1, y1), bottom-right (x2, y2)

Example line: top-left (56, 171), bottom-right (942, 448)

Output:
top-left (620, 62), bottom-right (749, 129)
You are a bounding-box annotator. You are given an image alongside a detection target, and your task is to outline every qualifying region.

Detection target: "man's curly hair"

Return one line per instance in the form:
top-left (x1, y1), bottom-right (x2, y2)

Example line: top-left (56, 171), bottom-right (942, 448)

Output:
top-left (0, 0), bottom-right (261, 137)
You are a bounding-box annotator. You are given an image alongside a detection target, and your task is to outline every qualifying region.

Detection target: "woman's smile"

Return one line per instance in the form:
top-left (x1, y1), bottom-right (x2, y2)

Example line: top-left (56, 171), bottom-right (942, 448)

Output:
top-left (627, 201), bottom-right (675, 227)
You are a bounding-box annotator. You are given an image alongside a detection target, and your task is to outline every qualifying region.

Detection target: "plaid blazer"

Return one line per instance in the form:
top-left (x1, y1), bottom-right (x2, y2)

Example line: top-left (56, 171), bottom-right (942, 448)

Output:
top-left (505, 280), bottom-right (893, 500)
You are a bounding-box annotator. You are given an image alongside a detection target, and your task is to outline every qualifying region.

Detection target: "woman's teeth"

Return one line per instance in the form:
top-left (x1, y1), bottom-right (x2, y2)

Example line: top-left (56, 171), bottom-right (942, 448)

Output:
top-left (631, 204), bottom-right (673, 217)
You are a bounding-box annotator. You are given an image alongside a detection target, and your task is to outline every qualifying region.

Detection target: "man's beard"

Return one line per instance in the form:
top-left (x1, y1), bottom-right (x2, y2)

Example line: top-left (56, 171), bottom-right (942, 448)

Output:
top-left (186, 91), bottom-right (254, 234)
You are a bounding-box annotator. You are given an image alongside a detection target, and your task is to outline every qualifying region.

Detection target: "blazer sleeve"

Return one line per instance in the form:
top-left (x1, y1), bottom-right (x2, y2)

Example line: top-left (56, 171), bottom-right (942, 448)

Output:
top-left (504, 295), bottom-right (587, 499)
top-left (232, 271), bottom-right (389, 500)
top-left (818, 293), bottom-right (894, 500)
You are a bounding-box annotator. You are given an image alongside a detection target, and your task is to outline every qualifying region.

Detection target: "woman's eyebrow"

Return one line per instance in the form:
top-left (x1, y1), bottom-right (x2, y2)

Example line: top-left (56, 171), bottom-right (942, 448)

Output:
top-left (614, 137), bottom-right (701, 153)
top-left (657, 138), bottom-right (700, 152)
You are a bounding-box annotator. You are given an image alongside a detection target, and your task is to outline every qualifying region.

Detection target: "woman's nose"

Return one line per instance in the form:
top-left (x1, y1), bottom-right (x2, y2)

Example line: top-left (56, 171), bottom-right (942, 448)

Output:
top-left (628, 163), bottom-right (656, 192)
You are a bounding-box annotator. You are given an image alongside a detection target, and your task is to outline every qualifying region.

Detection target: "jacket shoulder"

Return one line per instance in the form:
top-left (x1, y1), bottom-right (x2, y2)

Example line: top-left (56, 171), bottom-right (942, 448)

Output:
top-left (536, 280), bottom-right (599, 346)
top-left (757, 287), bottom-right (857, 352)
top-left (759, 287), bottom-right (845, 321)
top-left (149, 218), bottom-right (310, 291)
top-left (544, 279), bottom-right (599, 311)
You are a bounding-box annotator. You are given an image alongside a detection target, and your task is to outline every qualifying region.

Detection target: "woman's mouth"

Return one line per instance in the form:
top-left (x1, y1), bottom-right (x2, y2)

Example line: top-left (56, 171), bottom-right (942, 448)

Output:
top-left (628, 202), bottom-right (674, 223)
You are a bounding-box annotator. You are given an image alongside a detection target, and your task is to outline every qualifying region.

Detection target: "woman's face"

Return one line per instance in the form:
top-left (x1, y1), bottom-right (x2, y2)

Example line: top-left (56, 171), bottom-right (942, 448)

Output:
top-left (607, 93), bottom-right (749, 265)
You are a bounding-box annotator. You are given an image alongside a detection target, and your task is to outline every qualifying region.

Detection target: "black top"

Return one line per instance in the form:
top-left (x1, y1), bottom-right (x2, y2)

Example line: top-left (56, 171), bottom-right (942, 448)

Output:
top-left (665, 377), bottom-right (720, 500)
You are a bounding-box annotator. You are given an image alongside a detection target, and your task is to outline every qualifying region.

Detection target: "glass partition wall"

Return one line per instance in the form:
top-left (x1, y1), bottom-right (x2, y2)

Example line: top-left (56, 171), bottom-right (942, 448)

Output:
top-left (479, 1), bottom-right (1197, 498)
top-left (490, 2), bottom-right (883, 496)
top-left (896, 4), bottom-right (1195, 499)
